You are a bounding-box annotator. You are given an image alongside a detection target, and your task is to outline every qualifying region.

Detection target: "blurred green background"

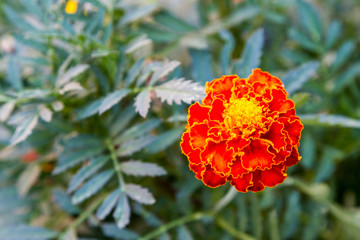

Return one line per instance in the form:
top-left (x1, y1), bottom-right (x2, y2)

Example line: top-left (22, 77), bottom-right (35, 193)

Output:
top-left (0, 0), bottom-right (360, 239)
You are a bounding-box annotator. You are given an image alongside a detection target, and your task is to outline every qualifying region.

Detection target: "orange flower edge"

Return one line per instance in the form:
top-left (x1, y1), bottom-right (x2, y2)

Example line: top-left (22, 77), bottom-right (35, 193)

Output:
top-left (180, 69), bottom-right (303, 193)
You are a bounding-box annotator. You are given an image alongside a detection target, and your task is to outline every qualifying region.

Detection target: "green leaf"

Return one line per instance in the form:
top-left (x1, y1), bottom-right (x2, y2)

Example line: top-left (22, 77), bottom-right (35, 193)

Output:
top-left (115, 119), bottom-right (161, 143)
top-left (96, 189), bottom-right (121, 220)
top-left (56, 64), bottom-right (89, 87)
top-left (288, 28), bottom-right (320, 52)
top-left (75, 97), bottom-right (104, 120)
top-left (113, 193), bottom-right (130, 229)
top-left (299, 114), bottom-right (360, 128)
top-left (330, 41), bottom-right (355, 73)
top-left (16, 164), bottom-right (41, 196)
top-left (0, 226), bottom-right (57, 240)
top-left (134, 89), bottom-right (151, 117)
top-left (120, 160), bottom-right (166, 177)
top-left (138, 24), bottom-right (180, 43)
top-left (125, 58), bottom-right (144, 87)
top-left (282, 61), bottom-right (319, 95)
top-left (149, 60), bottom-right (180, 86)
top-left (19, 0), bottom-right (44, 21)
top-left (177, 226), bottom-right (194, 240)
top-left (154, 78), bottom-right (206, 105)
top-left (101, 224), bottom-right (139, 239)
top-left (10, 112), bottom-right (39, 146)
top-left (72, 169), bottom-right (114, 205)
top-left (281, 192), bottom-right (301, 239)
top-left (219, 30), bottom-right (235, 74)
top-left (99, 89), bottom-right (131, 115)
top-left (300, 132), bottom-right (316, 169)
top-left (314, 147), bottom-right (342, 182)
top-left (53, 147), bottom-right (105, 174)
top-left (325, 21), bottom-right (342, 50)
top-left (110, 106), bottom-right (137, 137)
top-left (146, 128), bottom-right (184, 154)
top-left (233, 28), bottom-right (264, 77)
top-left (291, 92), bottom-right (310, 108)
top-left (119, 4), bottom-right (158, 26)
top-left (125, 36), bottom-right (152, 55)
top-left (189, 48), bottom-right (214, 85)
top-left (117, 135), bottom-right (156, 156)
top-left (52, 188), bottom-right (81, 215)
top-left (125, 184), bottom-right (155, 205)
top-left (67, 155), bottom-right (109, 193)
top-left (296, 0), bottom-right (323, 42)
top-left (7, 55), bottom-right (22, 90)
top-left (3, 5), bottom-right (36, 31)
top-left (0, 102), bottom-right (15, 123)
top-left (333, 62), bottom-right (360, 93)
top-left (154, 11), bottom-right (197, 33)
top-left (64, 134), bottom-right (103, 151)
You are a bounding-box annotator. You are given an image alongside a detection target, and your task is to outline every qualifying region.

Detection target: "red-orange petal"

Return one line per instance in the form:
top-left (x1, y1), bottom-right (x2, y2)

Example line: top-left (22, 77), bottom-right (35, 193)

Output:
top-left (209, 98), bottom-right (226, 122)
top-left (228, 173), bottom-right (252, 192)
top-left (201, 141), bottom-right (234, 174)
top-left (189, 163), bottom-right (205, 180)
top-left (261, 121), bottom-right (286, 151)
top-left (281, 117), bottom-right (303, 146)
top-left (268, 89), bottom-right (295, 113)
top-left (202, 165), bottom-right (227, 187)
top-left (259, 163), bottom-right (287, 187)
top-left (181, 132), bottom-right (202, 164)
top-left (189, 122), bottom-right (210, 150)
top-left (188, 102), bottom-right (210, 127)
top-left (206, 75), bottom-right (237, 101)
top-left (242, 139), bottom-right (275, 170)
top-left (230, 155), bottom-right (249, 178)
top-left (248, 69), bottom-right (283, 88)
top-left (248, 171), bottom-right (265, 192)
top-left (284, 147), bottom-right (301, 167)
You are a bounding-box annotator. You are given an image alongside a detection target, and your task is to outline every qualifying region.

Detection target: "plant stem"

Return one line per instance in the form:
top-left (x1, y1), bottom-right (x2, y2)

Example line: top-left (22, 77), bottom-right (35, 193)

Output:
top-left (216, 217), bottom-right (256, 240)
top-left (107, 141), bottom-right (125, 190)
top-left (139, 212), bottom-right (209, 240)
top-left (139, 186), bottom-right (239, 239)
top-left (59, 193), bottom-right (107, 238)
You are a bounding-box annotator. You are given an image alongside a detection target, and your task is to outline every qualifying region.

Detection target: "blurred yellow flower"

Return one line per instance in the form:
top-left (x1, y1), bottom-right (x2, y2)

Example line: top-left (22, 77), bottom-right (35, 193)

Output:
top-left (65, 0), bottom-right (78, 14)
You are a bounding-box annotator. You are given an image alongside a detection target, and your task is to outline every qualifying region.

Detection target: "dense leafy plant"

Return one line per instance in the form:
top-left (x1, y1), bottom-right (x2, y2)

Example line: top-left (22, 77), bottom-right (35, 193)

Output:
top-left (0, 0), bottom-right (360, 239)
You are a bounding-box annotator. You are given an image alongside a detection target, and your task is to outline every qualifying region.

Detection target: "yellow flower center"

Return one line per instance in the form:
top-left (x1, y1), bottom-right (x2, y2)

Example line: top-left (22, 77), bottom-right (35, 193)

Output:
top-left (223, 98), bottom-right (264, 135)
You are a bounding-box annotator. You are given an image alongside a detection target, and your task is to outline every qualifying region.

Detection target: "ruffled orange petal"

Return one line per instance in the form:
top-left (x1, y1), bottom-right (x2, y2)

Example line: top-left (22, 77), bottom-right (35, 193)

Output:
top-left (259, 163), bottom-right (287, 187)
top-left (201, 141), bottom-right (234, 174)
top-left (209, 98), bottom-right (226, 122)
top-left (261, 121), bottom-right (286, 150)
top-left (248, 171), bottom-right (265, 192)
top-left (284, 147), bottom-right (301, 167)
top-left (248, 69), bottom-right (283, 88)
top-left (202, 165), bottom-right (227, 187)
top-left (242, 139), bottom-right (275, 170)
top-left (188, 102), bottom-right (210, 127)
top-left (189, 122), bottom-right (210, 150)
top-left (189, 163), bottom-right (205, 180)
top-left (181, 132), bottom-right (202, 164)
top-left (230, 156), bottom-right (249, 178)
top-left (268, 89), bottom-right (295, 113)
top-left (281, 117), bottom-right (303, 146)
top-left (227, 136), bottom-right (249, 152)
top-left (228, 173), bottom-right (252, 192)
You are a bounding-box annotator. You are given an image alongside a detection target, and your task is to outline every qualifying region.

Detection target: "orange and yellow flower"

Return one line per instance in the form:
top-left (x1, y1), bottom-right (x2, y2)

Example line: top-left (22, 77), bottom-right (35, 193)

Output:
top-left (180, 69), bottom-right (303, 192)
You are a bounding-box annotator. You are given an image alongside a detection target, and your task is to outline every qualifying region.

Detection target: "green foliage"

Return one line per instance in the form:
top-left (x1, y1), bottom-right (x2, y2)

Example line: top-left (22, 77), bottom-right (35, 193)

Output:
top-left (0, 0), bottom-right (360, 239)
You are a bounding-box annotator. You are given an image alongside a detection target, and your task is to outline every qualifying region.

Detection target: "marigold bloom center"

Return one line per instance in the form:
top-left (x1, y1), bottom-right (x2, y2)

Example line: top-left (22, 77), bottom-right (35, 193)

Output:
top-left (223, 98), bottom-right (263, 134)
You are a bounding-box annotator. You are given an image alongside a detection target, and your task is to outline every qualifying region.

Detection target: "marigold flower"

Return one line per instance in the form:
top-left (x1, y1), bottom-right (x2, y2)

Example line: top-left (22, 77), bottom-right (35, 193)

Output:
top-left (65, 0), bottom-right (78, 15)
top-left (180, 69), bottom-right (303, 192)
